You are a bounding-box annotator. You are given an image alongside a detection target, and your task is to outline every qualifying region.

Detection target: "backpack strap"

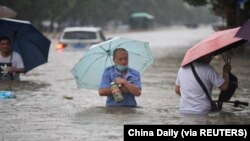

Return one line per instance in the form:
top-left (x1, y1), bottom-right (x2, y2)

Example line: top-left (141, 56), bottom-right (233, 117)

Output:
top-left (190, 63), bottom-right (213, 102)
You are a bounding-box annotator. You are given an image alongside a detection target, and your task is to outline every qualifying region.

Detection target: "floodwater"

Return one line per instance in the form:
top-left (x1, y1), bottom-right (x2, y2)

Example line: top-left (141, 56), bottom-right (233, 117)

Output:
top-left (1, 25), bottom-right (250, 141)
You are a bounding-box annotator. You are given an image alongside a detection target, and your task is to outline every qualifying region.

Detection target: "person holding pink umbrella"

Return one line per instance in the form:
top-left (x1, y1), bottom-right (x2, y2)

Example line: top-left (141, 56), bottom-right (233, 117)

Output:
top-left (175, 54), bottom-right (231, 114)
top-left (175, 19), bottom-right (250, 114)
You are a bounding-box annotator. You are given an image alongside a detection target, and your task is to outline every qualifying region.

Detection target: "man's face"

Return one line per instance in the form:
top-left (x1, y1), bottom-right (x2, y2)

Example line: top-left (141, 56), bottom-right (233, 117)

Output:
top-left (0, 39), bottom-right (11, 53)
top-left (113, 50), bottom-right (128, 66)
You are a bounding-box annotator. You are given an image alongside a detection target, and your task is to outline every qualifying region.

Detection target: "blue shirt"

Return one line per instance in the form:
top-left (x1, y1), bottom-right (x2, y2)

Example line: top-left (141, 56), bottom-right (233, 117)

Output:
top-left (99, 66), bottom-right (141, 107)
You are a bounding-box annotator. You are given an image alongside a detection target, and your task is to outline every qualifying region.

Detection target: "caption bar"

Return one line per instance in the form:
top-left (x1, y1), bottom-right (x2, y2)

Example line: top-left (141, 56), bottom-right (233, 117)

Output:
top-left (124, 125), bottom-right (249, 140)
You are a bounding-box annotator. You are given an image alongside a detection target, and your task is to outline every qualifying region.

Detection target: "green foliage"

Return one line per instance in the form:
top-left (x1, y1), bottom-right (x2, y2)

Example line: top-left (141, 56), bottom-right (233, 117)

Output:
top-left (183, 0), bottom-right (250, 27)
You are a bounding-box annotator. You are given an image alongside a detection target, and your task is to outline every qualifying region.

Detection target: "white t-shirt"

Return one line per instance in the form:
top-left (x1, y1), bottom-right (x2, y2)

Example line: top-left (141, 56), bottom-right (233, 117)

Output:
top-left (175, 62), bottom-right (224, 114)
top-left (0, 51), bottom-right (24, 80)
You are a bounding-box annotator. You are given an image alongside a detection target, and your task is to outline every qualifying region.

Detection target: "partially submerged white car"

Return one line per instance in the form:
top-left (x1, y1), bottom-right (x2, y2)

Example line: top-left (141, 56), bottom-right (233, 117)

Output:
top-left (56, 27), bottom-right (106, 50)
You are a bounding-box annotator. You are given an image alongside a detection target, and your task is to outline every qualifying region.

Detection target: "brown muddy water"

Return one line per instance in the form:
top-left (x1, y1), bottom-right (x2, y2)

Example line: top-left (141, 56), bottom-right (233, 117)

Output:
top-left (0, 26), bottom-right (250, 141)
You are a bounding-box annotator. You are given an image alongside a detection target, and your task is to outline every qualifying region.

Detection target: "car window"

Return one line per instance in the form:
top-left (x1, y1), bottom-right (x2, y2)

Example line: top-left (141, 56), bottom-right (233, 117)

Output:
top-left (63, 31), bottom-right (97, 40)
top-left (99, 31), bottom-right (106, 41)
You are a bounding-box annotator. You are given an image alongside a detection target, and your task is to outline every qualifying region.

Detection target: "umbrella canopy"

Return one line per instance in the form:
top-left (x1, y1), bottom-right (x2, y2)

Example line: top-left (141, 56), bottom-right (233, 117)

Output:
top-left (181, 27), bottom-right (247, 67)
top-left (236, 19), bottom-right (250, 41)
top-left (0, 18), bottom-right (51, 73)
top-left (0, 6), bottom-right (17, 18)
top-left (71, 37), bottom-right (154, 90)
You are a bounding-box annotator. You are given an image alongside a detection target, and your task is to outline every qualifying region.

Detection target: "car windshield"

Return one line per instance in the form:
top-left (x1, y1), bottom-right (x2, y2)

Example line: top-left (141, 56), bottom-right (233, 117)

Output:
top-left (63, 31), bottom-right (97, 40)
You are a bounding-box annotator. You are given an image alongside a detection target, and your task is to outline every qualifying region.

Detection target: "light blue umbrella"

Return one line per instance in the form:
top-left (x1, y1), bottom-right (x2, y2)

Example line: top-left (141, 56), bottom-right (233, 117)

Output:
top-left (71, 37), bottom-right (154, 90)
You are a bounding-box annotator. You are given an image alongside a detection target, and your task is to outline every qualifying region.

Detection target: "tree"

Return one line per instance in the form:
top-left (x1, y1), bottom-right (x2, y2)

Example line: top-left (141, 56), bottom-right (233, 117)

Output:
top-left (1, 0), bottom-right (219, 32)
top-left (183, 0), bottom-right (250, 28)
top-left (41, 0), bottom-right (76, 32)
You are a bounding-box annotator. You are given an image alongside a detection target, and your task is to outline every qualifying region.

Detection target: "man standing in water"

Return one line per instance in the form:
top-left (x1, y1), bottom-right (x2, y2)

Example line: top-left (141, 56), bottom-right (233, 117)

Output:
top-left (175, 54), bottom-right (231, 114)
top-left (0, 36), bottom-right (24, 81)
top-left (99, 48), bottom-right (141, 107)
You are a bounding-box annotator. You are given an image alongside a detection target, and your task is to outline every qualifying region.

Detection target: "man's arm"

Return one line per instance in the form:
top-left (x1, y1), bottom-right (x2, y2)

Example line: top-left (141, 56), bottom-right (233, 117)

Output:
top-left (115, 77), bottom-right (141, 96)
top-left (99, 68), bottom-right (112, 96)
top-left (99, 88), bottom-right (112, 96)
top-left (175, 85), bottom-right (181, 96)
top-left (9, 52), bottom-right (25, 74)
top-left (8, 67), bottom-right (25, 73)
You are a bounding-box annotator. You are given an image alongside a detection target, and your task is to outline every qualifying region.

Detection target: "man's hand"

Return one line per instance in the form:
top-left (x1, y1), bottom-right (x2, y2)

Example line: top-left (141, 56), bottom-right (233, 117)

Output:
top-left (115, 77), bottom-right (141, 96)
top-left (7, 67), bottom-right (25, 73)
top-left (115, 77), bottom-right (127, 85)
top-left (7, 67), bottom-right (16, 73)
top-left (223, 63), bottom-right (231, 73)
top-left (115, 78), bottom-right (129, 93)
top-left (220, 63), bottom-right (232, 91)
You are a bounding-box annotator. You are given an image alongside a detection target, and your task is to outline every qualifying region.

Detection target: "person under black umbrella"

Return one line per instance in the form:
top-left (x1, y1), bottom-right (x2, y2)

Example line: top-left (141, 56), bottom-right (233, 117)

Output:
top-left (0, 36), bottom-right (24, 81)
top-left (0, 18), bottom-right (51, 74)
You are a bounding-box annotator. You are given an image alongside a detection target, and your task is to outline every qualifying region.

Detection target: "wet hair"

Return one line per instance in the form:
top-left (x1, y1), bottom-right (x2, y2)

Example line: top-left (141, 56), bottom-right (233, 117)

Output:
top-left (113, 48), bottom-right (128, 58)
top-left (0, 36), bottom-right (11, 44)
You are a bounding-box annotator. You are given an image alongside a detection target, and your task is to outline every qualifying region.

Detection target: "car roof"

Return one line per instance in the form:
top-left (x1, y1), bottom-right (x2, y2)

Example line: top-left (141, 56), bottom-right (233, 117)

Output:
top-left (63, 27), bottom-right (102, 32)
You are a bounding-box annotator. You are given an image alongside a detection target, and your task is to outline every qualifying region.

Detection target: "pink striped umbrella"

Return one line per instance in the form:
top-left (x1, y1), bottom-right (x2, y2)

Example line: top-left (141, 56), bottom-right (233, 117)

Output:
top-left (181, 27), bottom-right (246, 67)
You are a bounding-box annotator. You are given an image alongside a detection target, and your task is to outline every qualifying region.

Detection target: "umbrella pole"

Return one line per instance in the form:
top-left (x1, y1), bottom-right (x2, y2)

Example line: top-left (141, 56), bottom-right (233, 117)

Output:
top-left (106, 53), bottom-right (118, 79)
top-left (221, 54), bottom-right (227, 63)
top-left (221, 54), bottom-right (232, 64)
top-left (11, 31), bottom-right (18, 62)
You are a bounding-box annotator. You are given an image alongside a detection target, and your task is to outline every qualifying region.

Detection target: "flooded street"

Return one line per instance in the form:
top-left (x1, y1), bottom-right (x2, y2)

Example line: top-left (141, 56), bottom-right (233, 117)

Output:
top-left (1, 25), bottom-right (250, 141)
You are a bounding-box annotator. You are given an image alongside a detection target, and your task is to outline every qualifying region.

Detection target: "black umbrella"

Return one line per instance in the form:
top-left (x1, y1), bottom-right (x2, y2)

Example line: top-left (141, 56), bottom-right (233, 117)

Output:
top-left (0, 18), bottom-right (51, 73)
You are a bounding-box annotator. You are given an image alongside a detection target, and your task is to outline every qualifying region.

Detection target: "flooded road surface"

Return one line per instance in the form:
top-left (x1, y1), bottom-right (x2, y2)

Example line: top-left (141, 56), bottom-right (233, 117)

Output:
top-left (1, 26), bottom-right (250, 141)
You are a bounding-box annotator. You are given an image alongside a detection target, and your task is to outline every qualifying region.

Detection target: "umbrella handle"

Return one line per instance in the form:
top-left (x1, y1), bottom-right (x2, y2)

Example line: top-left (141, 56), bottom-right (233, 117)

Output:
top-left (226, 57), bottom-right (231, 64)
top-left (222, 54), bottom-right (231, 64)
